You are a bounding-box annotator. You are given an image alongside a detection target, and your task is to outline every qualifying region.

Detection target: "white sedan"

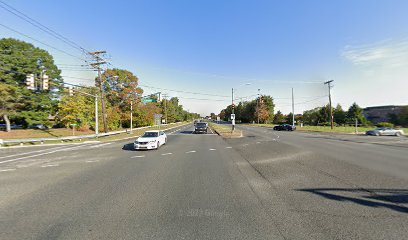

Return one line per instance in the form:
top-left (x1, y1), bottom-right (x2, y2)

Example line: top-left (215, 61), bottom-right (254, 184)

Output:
top-left (134, 130), bottom-right (167, 150)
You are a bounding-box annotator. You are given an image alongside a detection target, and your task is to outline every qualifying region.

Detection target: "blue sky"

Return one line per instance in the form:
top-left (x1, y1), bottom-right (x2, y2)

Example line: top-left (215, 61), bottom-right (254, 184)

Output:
top-left (1, 0), bottom-right (408, 115)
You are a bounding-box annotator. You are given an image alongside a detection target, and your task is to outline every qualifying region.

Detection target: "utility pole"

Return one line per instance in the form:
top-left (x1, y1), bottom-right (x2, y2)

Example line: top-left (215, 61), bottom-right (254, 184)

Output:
top-left (89, 51), bottom-right (107, 133)
top-left (130, 100), bottom-right (133, 133)
top-left (95, 96), bottom-right (99, 136)
top-left (292, 88), bottom-right (295, 127)
top-left (232, 88), bottom-right (235, 131)
top-left (324, 80), bottom-right (334, 129)
top-left (257, 88), bottom-right (260, 124)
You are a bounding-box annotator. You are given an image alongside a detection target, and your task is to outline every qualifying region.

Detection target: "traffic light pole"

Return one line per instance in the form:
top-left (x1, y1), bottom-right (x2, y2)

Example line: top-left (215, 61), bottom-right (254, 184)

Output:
top-left (232, 88), bottom-right (235, 131)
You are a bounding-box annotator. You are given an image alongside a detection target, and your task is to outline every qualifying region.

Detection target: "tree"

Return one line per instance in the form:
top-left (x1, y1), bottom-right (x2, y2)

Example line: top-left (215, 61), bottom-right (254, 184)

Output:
top-left (102, 69), bottom-right (142, 109)
top-left (0, 83), bottom-right (23, 131)
top-left (347, 102), bottom-right (367, 125)
top-left (0, 38), bottom-right (63, 129)
top-left (285, 113), bottom-right (294, 124)
top-left (396, 106), bottom-right (408, 127)
top-left (333, 104), bottom-right (346, 125)
top-left (210, 113), bottom-right (216, 120)
top-left (273, 110), bottom-right (285, 124)
top-left (57, 87), bottom-right (98, 130)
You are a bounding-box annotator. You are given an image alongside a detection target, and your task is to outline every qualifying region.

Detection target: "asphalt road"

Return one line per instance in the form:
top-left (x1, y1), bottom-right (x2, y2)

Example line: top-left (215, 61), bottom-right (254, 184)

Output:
top-left (0, 124), bottom-right (407, 239)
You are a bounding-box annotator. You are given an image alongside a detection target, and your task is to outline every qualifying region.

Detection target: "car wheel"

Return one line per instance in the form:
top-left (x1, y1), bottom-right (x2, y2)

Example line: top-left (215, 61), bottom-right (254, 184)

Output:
top-left (155, 142), bottom-right (159, 150)
top-left (375, 132), bottom-right (380, 136)
top-left (395, 132), bottom-right (401, 137)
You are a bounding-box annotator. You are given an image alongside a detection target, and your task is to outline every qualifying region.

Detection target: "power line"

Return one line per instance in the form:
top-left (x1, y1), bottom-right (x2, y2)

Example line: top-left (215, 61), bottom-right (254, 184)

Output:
top-left (140, 84), bottom-right (230, 98)
top-left (0, 0), bottom-right (88, 53)
top-left (0, 23), bottom-right (88, 62)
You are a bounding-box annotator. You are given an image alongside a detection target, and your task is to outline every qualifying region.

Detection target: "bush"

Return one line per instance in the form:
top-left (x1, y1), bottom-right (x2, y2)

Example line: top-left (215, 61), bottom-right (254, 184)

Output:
top-left (376, 122), bottom-right (394, 128)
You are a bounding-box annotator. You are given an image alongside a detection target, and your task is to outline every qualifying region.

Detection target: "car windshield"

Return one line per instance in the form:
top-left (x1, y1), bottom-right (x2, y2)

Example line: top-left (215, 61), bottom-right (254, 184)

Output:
top-left (196, 123), bottom-right (207, 127)
top-left (142, 132), bottom-right (158, 137)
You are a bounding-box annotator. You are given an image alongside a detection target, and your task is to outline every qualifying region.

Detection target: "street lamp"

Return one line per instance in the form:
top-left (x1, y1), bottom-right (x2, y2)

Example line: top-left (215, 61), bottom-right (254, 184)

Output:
top-left (231, 83), bottom-right (253, 131)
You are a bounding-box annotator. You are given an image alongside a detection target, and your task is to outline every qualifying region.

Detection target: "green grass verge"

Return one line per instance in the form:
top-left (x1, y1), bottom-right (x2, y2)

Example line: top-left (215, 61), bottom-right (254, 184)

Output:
top-left (245, 123), bottom-right (408, 134)
top-left (1, 122), bottom-right (189, 147)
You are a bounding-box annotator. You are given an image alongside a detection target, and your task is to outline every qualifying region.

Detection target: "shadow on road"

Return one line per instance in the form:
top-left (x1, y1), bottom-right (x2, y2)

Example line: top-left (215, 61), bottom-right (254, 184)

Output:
top-left (179, 131), bottom-right (194, 134)
top-left (298, 188), bottom-right (408, 214)
top-left (122, 143), bottom-right (134, 151)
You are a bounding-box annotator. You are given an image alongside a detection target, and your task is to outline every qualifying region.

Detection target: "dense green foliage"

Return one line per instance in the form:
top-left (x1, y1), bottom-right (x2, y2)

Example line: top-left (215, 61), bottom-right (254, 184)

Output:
top-left (219, 95), bottom-right (275, 123)
top-left (0, 38), bottom-right (62, 130)
top-left (1, 38), bottom-right (198, 132)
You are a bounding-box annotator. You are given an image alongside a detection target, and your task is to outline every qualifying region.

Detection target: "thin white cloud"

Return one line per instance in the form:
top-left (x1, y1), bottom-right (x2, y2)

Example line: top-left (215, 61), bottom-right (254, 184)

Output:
top-left (341, 38), bottom-right (408, 68)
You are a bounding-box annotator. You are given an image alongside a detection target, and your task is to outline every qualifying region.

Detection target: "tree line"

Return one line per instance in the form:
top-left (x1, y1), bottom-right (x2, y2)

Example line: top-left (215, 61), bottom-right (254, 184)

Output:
top-left (218, 96), bottom-right (408, 127)
top-left (0, 38), bottom-right (199, 132)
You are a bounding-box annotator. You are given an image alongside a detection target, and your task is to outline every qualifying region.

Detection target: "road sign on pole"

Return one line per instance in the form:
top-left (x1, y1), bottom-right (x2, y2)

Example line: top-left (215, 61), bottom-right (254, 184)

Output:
top-left (142, 98), bottom-right (157, 103)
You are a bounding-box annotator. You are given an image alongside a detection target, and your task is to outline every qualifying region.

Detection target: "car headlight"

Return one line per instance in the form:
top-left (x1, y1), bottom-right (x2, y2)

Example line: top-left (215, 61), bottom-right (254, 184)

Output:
top-left (134, 141), bottom-right (139, 144)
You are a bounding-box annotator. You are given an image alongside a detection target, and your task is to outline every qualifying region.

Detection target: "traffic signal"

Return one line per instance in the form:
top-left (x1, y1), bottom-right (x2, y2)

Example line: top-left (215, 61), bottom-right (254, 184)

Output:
top-left (26, 74), bottom-right (35, 90)
top-left (42, 74), bottom-right (49, 90)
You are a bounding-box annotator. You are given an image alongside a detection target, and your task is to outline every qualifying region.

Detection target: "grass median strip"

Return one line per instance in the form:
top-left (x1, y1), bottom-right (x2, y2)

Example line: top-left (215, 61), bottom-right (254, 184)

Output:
top-left (208, 123), bottom-right (242, 138)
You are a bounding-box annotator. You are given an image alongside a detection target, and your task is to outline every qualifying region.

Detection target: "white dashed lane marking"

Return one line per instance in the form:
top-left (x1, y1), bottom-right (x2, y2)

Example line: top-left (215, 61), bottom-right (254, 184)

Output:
top-left (161, 153), bottom-right (173, 156)
top-left (209, 149), bottom-right (217, 151)
top-left (225, 147), bottom-right (232, 149)
top-left (186, 150), bottom-right (196, 153)
top-left (131, 155), bottom-right (145, 158)
top-left (86, 160), bottom-right (100, 162)
top-left (0, 168), bottom-right (16, 172)
top-left (41, 164), bottom-right (59, 168)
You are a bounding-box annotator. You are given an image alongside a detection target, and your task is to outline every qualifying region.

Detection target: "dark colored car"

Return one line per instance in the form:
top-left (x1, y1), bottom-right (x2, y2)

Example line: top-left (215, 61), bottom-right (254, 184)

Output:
top-left (28, 123), bottom-right (49, 130)
top-left (273, 124), bottom-right (296, 131)
top-left (194, 122), bottom-right (208, 134)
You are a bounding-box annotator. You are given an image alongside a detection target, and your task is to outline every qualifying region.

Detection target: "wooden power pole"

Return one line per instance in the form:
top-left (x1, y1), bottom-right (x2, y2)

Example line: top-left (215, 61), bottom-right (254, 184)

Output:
top-left (324, 80), bottom-right (334, 129)
top-left (89, 51), bottom-right (108, 133)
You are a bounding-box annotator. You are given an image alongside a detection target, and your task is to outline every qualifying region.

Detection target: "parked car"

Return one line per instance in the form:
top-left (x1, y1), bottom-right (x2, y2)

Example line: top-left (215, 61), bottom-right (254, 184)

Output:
top-left (28, 124), bottom-right (49, 129)
top-left (194, 122), bottom-right (208, 134)
top-left (366, 127), bottom-right (404, 136)
top-left (134, 130), bottom-right (167, 150)
top-left (273, 124), bottom-right (296, 131)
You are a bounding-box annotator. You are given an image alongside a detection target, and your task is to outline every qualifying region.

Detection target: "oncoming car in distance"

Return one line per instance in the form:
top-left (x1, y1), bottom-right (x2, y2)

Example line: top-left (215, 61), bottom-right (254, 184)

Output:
top-left (134, 130), bottom-right (167, 150)
top-left (273, 124), bottom-right (296, 131)
top-left (194, 122), bottom-right (208, 134)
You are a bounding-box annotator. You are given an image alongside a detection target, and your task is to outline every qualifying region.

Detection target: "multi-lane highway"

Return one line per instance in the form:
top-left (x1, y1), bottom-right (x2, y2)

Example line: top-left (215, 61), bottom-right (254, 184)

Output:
top-left (1, 124), bottom-right (407, 239)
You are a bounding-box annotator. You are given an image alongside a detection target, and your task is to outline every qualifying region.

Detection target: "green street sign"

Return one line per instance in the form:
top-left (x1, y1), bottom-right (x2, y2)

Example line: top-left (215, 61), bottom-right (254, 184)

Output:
top-left (142, 98), bottom-right (157, 103)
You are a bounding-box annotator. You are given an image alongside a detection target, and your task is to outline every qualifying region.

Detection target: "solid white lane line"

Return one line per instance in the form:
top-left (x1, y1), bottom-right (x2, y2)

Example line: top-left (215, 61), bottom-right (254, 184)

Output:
top-left (225, 147), bottom-right (232, 149)
top-left (186, 150), bottom-right (196, 153)
top-left (0, 145), bottom-right (75, 159)
top-left (0, 168), bottom-right (16, 172)
top-left (161, 153), bottom-right (173, 156)
top-left (131, 155), bottom-right (145, 158)
top-left (86, 160), bottom-right (100, 163)
top-left (209, 148), bottom-right (216, 151)
top-left (0, 144), bottom-right (93, 165)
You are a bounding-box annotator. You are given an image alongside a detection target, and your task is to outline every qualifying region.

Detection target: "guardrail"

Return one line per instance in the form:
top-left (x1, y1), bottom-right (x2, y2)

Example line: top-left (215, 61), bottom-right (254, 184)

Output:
top-left (0, 123), bottom-right (181, 147)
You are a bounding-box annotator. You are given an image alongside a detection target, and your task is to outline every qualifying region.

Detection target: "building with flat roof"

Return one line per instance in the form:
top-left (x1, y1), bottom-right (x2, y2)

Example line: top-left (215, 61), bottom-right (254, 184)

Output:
top-left (363, 105), bottom-right (405, 124)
